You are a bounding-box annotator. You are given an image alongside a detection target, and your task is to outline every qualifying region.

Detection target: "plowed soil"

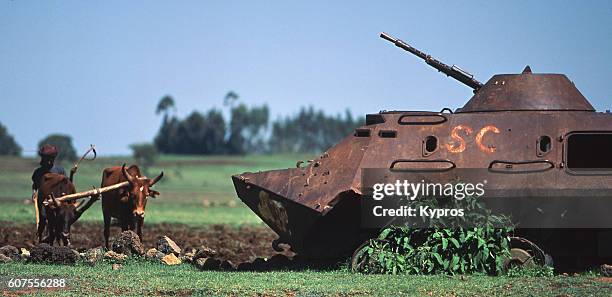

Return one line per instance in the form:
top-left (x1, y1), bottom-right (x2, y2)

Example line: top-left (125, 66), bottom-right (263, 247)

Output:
top-left (0, 222), bottom-right (292, 264)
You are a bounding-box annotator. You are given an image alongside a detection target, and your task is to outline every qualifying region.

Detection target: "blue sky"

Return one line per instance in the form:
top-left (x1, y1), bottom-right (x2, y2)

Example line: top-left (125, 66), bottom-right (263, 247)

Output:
top-left (1, 1), bottom-right (611, 155)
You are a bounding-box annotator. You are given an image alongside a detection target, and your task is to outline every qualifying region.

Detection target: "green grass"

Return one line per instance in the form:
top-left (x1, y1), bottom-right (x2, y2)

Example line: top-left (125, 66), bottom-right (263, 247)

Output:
top-left (0, 261), bottom-right (609, 296)
top-left (0, 203), bottom-right (261, 226)
top-left (0, 154), bottom-right (313, 224)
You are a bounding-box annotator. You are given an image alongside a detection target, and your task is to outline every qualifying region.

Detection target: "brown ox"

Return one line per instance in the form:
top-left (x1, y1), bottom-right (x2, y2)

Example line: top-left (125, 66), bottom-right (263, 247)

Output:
top-left (101, 164), bottom-right (163, 248)
top-left (38, 173), bottom-right (98, 246)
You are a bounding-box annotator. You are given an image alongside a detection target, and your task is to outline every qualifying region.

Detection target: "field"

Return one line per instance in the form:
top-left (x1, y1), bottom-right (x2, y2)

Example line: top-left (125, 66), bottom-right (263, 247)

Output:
top-left (1, 155), bottom-right (611, 296)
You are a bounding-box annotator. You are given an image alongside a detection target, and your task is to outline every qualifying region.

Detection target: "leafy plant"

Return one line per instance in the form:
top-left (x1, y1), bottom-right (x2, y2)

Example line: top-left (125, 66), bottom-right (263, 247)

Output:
top-left (354, 196), bottom-right (512, 275)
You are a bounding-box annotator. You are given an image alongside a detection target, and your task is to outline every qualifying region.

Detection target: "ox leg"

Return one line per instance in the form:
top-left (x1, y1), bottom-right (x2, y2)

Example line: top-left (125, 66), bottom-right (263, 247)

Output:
top-left (46, 223), bottom-right (56, 246)
top-left (37, 218), bottom-right (47, 243)
top-left (44, 210), bottom-right (57, 245)
top-left (103, 212), bottom-right (111, 250)
top-left (36, 203), bottom-right (47, 243)
top-left (122, 217), bottom-right (130, 231)
top-left (61, 219), bottom-right (71, 247)
top-left (136, 217), bottom-right (143, 240)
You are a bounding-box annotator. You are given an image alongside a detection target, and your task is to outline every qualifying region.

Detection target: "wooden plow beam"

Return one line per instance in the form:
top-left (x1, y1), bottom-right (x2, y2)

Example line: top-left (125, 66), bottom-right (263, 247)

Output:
top-left (42, 177), bottom-right (148, 206)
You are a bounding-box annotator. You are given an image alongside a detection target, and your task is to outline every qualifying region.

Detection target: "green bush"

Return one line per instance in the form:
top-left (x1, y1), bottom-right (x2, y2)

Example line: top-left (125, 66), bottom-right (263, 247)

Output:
top-left (355, 196), bottom-right (512, 275)
top-left (358, 226), bottom-right (511, 275)
top-left (130, 143), bottom-right (158, 169)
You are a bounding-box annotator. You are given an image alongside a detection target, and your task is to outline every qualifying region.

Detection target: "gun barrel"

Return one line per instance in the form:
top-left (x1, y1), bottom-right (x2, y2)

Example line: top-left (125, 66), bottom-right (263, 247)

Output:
top-left (380, 32), bottom-right (483, 91)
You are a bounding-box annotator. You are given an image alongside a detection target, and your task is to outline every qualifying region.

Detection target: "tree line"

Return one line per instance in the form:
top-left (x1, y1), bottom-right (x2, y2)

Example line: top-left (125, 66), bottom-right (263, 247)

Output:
top-left (153, 93), bottom-right (363, 155)
top-left (0, 121), bottom-right (21, 156)
top-left (0, 92), bottom-right (364, 158)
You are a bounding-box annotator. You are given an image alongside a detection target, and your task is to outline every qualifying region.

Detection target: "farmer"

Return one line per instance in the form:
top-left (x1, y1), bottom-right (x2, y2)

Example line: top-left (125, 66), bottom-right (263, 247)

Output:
top-left (31, 144), bottom-right (73, 242)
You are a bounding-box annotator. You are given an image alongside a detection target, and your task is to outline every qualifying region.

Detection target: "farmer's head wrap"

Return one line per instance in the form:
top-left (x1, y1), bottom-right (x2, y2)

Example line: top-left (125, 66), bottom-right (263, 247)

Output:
top-left (38, 144), bottom-right (59, 159)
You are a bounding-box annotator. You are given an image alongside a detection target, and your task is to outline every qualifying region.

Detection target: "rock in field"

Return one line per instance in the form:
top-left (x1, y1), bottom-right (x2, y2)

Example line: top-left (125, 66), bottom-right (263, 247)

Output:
top-left (180, 249), bottom-right (196, 263)
top-left (157, 236), bottom-right (182, 255)
top-left (111, 231), bottom-right (144, 256)
top-left (71, 249), bottom-right (81, 261)
top-left (84, 247), bottom-right (104, 266)
top-left (20, 248), bottom-right (30, 261)
top-left (145, 248), bottom-right (161, 260)
top-left (104, 250), bottom-right (128, 263)
top-left (112, 263), bottom-right (123, 270)
top-left (161, 254), bottom-right (182, 265)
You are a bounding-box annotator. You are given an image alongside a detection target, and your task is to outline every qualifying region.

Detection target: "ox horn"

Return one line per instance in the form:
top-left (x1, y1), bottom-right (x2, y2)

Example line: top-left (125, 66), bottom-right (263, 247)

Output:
top-left (149, 171), bottom-right (164, 186)
top-left (121, 163), bottom-right (138, 186)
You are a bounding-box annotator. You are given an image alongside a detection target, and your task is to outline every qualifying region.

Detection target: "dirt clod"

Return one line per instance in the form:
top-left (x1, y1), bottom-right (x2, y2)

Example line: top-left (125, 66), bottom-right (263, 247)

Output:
top-left (112, 231), bottom-right (144, 256)
top-left (84, 247), bottom-right (104, 266)
top-left (30, 243), bottom-right (77, 265)
top-left (157, 236), bottom-right (182, 255)
top-left (251, 257), bottom-right (268, 271)
top-left (0, 245), bottom-right (19, 261)
top-left (236, 261), bottom-right (253, 271)
top-left (1, 222), bottom-right (293, 264)
top-left (0, 254), bottom-right (12, 263)
top-left (219, 259), bottom-right (235, 270)
top-left (267, 254), bottom-right (291, 269)
top-left (195, 257), bottom-right (221, 270)
top-left (180, 251), bottom-right (196, 263)
top-left (602, 264), bottom-right (612, 277)
top-left (194, 246), bottom-right (218, 260)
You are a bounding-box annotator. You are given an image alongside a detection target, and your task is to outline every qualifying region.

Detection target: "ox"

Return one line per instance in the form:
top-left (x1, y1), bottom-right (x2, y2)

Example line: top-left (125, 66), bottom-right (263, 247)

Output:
top-left (38, 173), bottom-right (98, 246)
top-left (101, 164), bottom-right (163, 249)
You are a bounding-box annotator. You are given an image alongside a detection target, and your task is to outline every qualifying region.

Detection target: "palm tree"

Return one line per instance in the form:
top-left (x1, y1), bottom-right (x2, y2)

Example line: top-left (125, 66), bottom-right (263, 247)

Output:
top-left (156, 95), bottom-right (176, 122)
top-left (223, 91), bottom-right (239, 107)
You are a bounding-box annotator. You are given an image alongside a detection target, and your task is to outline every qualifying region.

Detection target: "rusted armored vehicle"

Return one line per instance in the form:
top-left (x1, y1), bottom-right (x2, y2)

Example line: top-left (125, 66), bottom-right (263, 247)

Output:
top-left (233, 32), bottom-right (612, 269)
